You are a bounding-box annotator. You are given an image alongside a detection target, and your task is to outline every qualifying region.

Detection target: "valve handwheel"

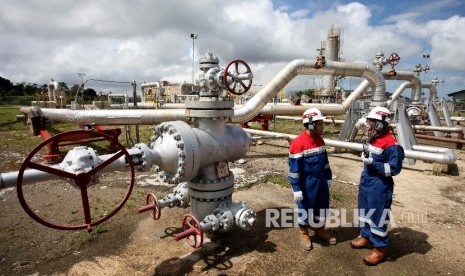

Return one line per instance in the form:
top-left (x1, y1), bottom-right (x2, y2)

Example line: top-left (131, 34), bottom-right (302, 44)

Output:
top-left (388, 53), bottom-right (400, 66)
top-left (137, 193), bottom-right (161, 220)
top-left (173, 214), bottom-right (204, 248)
top-left (424, 65), bottom-right (430, 73)
top-left (223, 59), bottom-right (253, 95)
top-left (16, 130), bottom-right (135, 231)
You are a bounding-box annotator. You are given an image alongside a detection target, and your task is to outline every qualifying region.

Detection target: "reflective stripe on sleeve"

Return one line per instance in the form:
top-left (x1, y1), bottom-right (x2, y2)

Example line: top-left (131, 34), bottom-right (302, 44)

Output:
top-left (289, 172), bottom-right (300, 179)
top-left (368, 144), bottom-right (383, 155)
top-left (384, 163), bottom-right (391, 177)
top-left (303, 146), bottom-right (326, 157)
top-left (289, 152), bottom-right (303, 158)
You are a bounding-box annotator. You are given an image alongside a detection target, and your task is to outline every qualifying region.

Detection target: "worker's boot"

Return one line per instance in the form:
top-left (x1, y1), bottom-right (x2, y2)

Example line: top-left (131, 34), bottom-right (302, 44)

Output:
top-left (314, 227), bottom-right (337, 245)
top-left (350, 236), bottom-right (373, 249)
top-left (298, 225), bottom-right (313, 251)
top-left (363, 247), bottom-right (388, 266)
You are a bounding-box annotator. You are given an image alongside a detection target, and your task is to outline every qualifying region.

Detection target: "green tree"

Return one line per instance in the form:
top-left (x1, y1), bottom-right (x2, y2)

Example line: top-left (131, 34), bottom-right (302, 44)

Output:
top-left (59, 81), bottom-right (69, 91)
top-left (83, 88), bottom-right (97, 98)
top-left (23, 83), bottom-right (40, 95)
top-left (295, 89), bottom-right (315, 99)
top-left (0, 76), bottom-right (14, 92)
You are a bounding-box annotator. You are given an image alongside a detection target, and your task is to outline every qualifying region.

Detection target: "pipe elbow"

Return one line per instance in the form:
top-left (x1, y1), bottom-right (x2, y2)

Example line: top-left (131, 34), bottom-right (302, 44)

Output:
top-left (442, 149), bottom-right (457, 164)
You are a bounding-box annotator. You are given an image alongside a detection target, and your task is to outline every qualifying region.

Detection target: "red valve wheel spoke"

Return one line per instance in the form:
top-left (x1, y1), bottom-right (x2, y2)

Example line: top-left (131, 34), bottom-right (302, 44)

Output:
top-left (88, 150), bottom-right (125, 175)
top-left (79, 184), bottom-right (92, 226)
top-left (16, 130), bottom-right (135, 231)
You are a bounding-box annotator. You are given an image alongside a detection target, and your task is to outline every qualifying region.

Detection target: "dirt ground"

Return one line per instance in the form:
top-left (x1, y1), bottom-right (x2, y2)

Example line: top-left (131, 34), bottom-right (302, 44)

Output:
top-left (1, 135), bottom-right (465, 275)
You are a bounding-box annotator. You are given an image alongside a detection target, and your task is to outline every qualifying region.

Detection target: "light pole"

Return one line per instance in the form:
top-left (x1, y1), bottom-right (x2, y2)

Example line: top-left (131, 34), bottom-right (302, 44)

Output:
top-left (76, 73), bottom-right (86, 105)
top-left (190, 33), bottom-right (198, 87)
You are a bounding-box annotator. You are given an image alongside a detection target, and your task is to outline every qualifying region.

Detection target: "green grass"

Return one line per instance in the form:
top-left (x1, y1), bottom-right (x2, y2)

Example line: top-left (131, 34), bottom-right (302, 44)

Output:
top-left (263, 174), bottom-right (289, 188)
top-left (79, 224), bottom-right (109, 244)
top-left (0, 106), bottom-right (28, 131)
top-left (330, 191), bottom-right (343, 202)
top-left (237, 173), bottom-right (290, 191)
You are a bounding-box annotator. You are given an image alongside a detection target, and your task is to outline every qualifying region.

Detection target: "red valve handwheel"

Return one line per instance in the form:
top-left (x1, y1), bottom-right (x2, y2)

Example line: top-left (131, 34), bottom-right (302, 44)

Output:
top-left (174, 214), bottom-right (204, 249)
top-left (389, 53), bottom-right (401, 64)
top-left (223, 59), bottom-right (253, 95)
top-left (388, 53), bottom-right (400, 66)
top-left (16, 129), bottom-right (135, 231)
top-left (137, 193), bottom-right (161, 220)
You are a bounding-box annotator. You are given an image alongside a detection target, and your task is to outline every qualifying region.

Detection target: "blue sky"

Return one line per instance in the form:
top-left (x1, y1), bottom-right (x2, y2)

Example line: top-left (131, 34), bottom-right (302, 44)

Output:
top-left (0, 0), bottom-right (464, 99)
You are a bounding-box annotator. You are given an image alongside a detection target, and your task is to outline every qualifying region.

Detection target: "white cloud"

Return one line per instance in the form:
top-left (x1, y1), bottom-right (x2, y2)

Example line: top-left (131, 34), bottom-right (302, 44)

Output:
top-left (0, 0), bottom-right (463, 96)
top-left (289, 9), bottom-right (310, 19)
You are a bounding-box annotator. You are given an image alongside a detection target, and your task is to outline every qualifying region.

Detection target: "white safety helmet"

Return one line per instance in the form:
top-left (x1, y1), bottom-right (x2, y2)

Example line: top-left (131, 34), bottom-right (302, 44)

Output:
top-left (302, 108), bottom-right (325, 124)
top-left (366, 106), bottom-right (392, 122)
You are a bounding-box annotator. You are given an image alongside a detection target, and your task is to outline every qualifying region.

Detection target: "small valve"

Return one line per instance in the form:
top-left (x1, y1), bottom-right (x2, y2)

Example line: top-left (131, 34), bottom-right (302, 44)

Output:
top-left (137, 193), bottom-right (161, 220)
top-left (173, 214), bottom-right (204, 249)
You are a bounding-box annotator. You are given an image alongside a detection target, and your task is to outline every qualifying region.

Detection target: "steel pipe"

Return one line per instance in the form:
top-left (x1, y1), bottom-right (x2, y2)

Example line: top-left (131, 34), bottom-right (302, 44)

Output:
top-left (275, 116), bottom-right (463, 133)
top-left (243, 128), bottom-right (456, 164)
top-left (232, 59), bottom-right (382, 122)
top-left (383, 71), bottom-right (421, 103)
top-left (21, 107), bottom-right (187, 125)
top-left (388, 82), bottom-right (437, 107)
top-left (411, 125), bottom-right (463, 133)
top-left (415, 134), bottom-right (465, 145)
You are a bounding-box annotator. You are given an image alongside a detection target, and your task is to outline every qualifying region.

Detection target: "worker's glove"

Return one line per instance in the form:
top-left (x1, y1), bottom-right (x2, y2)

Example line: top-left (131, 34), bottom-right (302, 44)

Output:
top-left (327, 180), bottom-right (333, 189)
top-left (361, 152), bottom-right (373, 165)
top-left (293, 191), bottom-right (303, 203)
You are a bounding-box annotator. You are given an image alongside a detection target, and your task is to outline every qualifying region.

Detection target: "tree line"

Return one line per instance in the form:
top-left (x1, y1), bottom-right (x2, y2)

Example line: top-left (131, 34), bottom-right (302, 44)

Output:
top-left (0, 76), bottom-right (98, 105)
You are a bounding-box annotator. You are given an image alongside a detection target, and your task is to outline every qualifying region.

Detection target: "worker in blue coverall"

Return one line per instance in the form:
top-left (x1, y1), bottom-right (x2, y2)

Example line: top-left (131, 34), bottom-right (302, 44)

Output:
top-left (288, 108), bottom-right (336, 251)
top-left (351, 106), bottom-right (404, 266)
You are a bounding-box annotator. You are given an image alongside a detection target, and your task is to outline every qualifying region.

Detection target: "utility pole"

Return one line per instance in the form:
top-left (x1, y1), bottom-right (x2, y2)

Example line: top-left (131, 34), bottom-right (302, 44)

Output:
top-left (76, 73), bottom-right (86, 107)
top-left (190, 33), bottom-right (198, 89)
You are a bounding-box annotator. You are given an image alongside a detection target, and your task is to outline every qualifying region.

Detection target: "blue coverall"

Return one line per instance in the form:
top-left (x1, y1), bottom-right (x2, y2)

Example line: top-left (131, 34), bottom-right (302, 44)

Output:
top-left (288, 130), bottom-right (332, 227)
top-left (359, 132), bottom-right (404, 247)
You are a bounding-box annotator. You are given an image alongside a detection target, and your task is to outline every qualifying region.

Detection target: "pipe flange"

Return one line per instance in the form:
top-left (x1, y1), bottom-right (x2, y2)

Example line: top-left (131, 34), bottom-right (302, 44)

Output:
top-left (151, 121), bottom-right (200, 183)
top-left (185, 109), bottom-right (234, 119)
top-left (185, 99), bottom-right (234, 109)
top-left (190, 195), bottom-right (230, 202)
top-left (214, 208), bottom-right (235, 232)
top-left (236, 208), bottom-right (256, 231)
top-left (203, 214), bottom-right (220, 232)
top-left (174, 182), bottom-right (190, 208)
top-left (132, 143), bottom-right (154, 171)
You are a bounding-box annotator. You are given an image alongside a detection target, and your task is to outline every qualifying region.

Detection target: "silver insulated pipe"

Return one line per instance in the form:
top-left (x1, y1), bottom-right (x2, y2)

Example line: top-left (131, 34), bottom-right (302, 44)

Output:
top-left (382, 71), bottom-right (421, 103)
top-left (232, 59), bottom-right (385, 123)
top-left (20, 107), bottom-right (188, 125)
top-left (243, 128), bottom-right (456, 165)
top-left (388, 83), bottom-right (435, 108)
